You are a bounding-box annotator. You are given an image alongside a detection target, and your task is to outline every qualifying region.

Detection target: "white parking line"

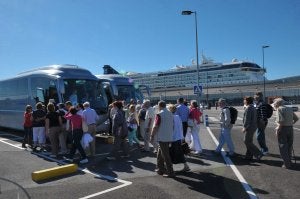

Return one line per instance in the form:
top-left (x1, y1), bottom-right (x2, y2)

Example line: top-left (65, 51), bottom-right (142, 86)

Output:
top-left (0, 139), bottom-right (24, 150)
top-left (206, 126), bottom-right (258, 199)
top-left (79, 169), bottom-right (132, 199)
top-left (0, 132), bottom-right (132, 199)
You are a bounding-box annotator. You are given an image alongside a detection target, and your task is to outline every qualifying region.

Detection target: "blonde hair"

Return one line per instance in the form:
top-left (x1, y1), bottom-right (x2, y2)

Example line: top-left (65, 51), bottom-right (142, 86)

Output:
top-left (167, 104), bottom-right (176, 113)
top-left (47, 103), bottom-right (56, 112)
top-left (129, 104), bottom-right (136, 112)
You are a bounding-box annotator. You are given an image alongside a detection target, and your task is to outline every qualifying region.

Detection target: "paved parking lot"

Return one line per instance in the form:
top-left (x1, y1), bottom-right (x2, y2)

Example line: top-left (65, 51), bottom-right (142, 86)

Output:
top-left (1, 107), bottom-right (300, 199)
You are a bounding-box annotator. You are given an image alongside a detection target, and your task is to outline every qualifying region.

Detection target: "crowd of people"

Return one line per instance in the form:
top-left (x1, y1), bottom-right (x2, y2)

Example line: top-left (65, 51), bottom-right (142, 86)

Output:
top-left (214, 92), bottom-right (298, 170)
top-left (22, 100), bottom-right (98, 164)
top-left (21, 91), bottom-right (298, 177)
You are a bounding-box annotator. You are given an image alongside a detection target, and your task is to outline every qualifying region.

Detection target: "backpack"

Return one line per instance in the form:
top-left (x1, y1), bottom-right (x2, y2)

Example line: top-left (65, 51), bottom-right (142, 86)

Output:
top-left (224, 107), bottom-right (238, 124)
top-left (264, 103), bottom-right (273, 119)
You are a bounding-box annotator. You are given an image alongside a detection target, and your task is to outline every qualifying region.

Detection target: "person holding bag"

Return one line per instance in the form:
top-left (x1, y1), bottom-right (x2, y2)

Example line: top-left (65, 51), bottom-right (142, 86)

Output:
top-left (64, 106), bottom-right (88, 164)
top-left (168, 104), bottom-right (190, 172)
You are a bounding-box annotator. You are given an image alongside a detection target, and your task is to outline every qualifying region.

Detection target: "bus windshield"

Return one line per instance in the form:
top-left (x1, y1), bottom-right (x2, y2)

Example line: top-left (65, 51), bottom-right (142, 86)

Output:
top-left (63, 79), bottom-right (108, 114)
top-left (116, 85), bottom-right (143, 103)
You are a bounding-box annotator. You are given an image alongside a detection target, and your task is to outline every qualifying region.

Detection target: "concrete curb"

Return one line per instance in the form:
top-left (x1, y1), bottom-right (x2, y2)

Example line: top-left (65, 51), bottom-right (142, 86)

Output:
top-left (32, 164), bottom-right (78, 182)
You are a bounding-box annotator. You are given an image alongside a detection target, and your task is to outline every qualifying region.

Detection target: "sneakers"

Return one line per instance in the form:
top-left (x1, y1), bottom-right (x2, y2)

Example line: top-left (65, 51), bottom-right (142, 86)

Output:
top-left (282, 164), bottom-right (292, 169)
top-left (63, 156), bottom-right (74, 162)
top-left (79, 158), bottom-right (89, 164)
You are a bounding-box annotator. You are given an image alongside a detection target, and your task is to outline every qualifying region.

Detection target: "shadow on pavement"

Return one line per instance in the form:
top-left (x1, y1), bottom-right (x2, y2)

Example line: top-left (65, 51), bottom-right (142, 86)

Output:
top-left (174, 171), bottom-right (268, 198)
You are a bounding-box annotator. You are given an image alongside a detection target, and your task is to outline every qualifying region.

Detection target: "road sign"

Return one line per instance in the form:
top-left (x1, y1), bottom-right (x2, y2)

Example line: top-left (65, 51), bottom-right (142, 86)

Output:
top-left (194, 85), bottom-right (202, 95)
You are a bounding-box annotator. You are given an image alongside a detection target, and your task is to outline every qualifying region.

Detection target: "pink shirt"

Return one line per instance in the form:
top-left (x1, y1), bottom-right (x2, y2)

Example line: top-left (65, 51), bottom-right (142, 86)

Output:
top-left (65, 113), bottom-right (82, 130)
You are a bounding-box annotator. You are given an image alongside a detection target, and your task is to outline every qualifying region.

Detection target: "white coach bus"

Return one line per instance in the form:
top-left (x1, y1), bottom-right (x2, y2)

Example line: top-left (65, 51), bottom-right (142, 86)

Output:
top-left (0, 64), bottom-right (108, 130)
top-left (96, 74), bottom-right (147, 105)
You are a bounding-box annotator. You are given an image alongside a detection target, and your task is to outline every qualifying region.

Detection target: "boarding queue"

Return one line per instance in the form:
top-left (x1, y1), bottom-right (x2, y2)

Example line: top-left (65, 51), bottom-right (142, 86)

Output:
top-left (21, 93), bottom-right (298, 177)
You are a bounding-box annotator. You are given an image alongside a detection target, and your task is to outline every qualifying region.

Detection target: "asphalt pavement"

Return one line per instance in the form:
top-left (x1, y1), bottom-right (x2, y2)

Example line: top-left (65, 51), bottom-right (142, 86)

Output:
top-left (0, 107), bottom-right (300, 199)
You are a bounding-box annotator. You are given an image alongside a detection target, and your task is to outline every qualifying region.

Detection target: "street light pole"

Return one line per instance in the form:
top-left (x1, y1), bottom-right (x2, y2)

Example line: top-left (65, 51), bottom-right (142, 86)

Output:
top-left (182, 10), bottom-right (200, 104)
top-left (262, 45), bottom-right (270, 100)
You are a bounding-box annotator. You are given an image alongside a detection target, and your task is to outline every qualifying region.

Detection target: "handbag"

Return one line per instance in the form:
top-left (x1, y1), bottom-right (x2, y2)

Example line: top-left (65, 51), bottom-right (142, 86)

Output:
top-left (128, 126), bottom-right (133, 132)
top-left (169, 141), bottom-right (187, 164)
top-left (81, 133), bottom-right (93, 149)
top-left (181, 142), bottom-right (191, 155)
top-left (187, 118), bottom-right (195, 128)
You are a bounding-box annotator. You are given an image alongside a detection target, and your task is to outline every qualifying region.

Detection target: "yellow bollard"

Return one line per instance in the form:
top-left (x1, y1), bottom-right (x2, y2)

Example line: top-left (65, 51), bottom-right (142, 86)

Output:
top-left (32, 164), bottom-right (78, 182)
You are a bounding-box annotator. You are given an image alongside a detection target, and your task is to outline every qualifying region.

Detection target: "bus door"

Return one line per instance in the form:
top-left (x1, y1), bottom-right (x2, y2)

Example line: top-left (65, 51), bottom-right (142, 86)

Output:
top-left (102, 82), bottom-right (114, 104)
top-left (35, 87), bottom-right (45, 104)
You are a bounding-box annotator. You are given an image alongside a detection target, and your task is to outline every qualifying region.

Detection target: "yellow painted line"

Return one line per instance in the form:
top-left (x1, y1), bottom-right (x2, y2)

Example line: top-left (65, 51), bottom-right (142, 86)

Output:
top-left (32, 164), bottom-right (78, 182)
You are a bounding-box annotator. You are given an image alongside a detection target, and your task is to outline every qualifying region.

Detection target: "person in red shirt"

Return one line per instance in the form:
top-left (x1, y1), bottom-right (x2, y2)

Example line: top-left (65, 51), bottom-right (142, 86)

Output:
top-left (64, 106), bottom-right (88, 164)
top-left (22, 105), bottom-right (33, 148)
top-left (188, 100), bottom-right (203, 154)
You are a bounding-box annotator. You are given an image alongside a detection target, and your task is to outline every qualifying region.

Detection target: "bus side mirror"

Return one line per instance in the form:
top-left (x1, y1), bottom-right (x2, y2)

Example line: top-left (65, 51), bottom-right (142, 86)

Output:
top-left (59, 80), bottom-right (65, 94)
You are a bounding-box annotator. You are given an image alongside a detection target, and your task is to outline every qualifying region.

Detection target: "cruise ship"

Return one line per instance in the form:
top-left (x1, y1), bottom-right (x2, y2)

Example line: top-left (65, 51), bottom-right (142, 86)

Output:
top-left (104, 57), bottom-right (300, 105)
top-left (126, 55), bottom-right (265, 90)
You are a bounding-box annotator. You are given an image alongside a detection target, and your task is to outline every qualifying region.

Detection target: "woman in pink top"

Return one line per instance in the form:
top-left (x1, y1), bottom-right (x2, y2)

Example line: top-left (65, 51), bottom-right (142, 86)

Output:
top-left (64, 106), bottom-right (88, 164)
top-left (188, 100), bottom-right (203, 154)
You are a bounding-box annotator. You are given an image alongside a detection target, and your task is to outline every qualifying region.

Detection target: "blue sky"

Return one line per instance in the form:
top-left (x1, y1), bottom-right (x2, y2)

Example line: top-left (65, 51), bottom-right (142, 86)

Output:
top-left (0, 0), bottom-right (299, 80)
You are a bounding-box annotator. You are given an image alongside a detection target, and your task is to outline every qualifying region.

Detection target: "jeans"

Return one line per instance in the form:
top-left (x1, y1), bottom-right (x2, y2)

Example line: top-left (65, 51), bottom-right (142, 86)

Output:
top-left (216, 127), bottom-right (235, 154)
top-left (256, 120), bottom-right (269, 152)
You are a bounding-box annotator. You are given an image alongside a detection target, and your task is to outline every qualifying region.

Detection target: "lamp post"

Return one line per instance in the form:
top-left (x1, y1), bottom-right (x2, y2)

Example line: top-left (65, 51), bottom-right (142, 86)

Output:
top-left (262, 45), bottom-right (269, 100)
top-left (182, 10), bottom-right (201, 104)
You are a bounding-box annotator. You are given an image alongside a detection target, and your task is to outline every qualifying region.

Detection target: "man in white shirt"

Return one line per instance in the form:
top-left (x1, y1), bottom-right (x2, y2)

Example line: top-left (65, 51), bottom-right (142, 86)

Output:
top-left (142, 100), bottom-right (155, 152)
top-left (82, 101), bottom-right (99, 157)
